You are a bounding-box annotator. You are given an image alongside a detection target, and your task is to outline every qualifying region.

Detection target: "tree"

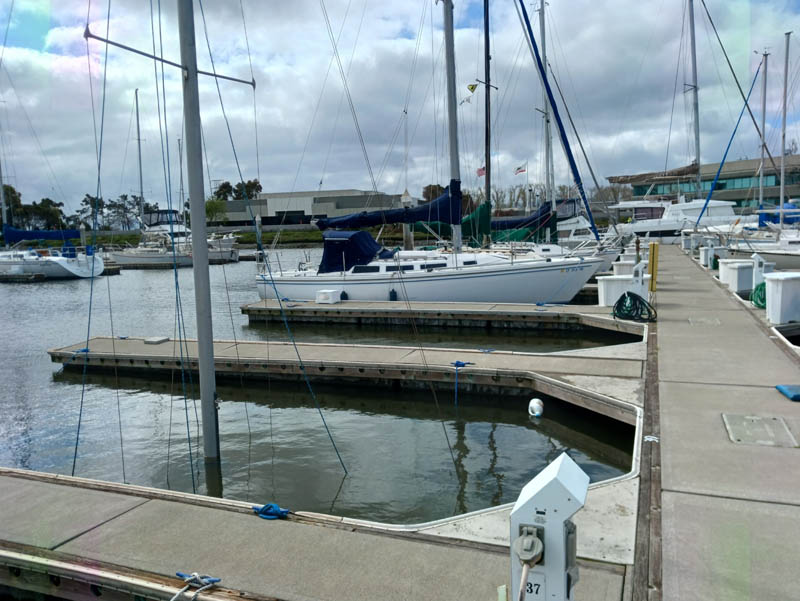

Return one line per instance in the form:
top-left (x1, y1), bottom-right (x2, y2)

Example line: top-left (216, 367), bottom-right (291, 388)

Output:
top-left (233, 179), bottom-right (262, 201)
top-left (213, 181), bottom-right (234, 201)
top-left (422, 183), bottom-right (445, 202)
top-left (205, 198), bottom-right (228, 223)
top-left (30, 198), bottom-right (65, 229)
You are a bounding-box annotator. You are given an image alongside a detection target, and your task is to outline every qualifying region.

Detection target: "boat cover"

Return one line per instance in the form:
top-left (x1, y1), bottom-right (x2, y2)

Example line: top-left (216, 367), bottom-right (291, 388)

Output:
top-left (759, 202), bottom-right (800, 226)
top-left (318, 230), bottom-right (396, 274)
top-left (491, 203), bottom-right (552, 231)
top-left (315, 179), bottom-right (462, 230)
top-left (3, 225), bottom-right (81, 244)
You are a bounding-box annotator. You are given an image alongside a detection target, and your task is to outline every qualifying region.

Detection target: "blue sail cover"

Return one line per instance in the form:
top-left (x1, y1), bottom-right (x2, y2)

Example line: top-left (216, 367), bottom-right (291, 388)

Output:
top-left (758, 202), bottom-right (800, 227)
top-left (491, 203), bottom-right (552, 231)
top-left (3, 225), bottom-right (81, 244)
top-left (318, 230), bottom-right (396, 274)
top-left (315, 179), bottom-right (462, 230)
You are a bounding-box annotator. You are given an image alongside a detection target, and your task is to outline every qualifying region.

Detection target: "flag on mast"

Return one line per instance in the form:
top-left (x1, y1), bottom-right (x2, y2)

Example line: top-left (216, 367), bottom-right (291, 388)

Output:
top-left (477, 165), bottom-right (486, 177)
top-left (514, 162), bottom-right (528, 175)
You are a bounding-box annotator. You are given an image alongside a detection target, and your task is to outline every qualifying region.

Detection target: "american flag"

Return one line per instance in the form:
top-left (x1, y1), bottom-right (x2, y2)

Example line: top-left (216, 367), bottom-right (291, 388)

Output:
top-left (476, 165), bottom-right (486, 177)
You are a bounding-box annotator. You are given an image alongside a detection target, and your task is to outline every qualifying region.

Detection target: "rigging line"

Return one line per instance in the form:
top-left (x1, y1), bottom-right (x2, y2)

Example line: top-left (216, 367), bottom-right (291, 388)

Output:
top-left (698, 0), bottom-right (786, 200)
top-left (700, 12), bottom-right (748, 162)
top-left (196, 0), bottom-right (347, 475)
top-left (1, 66), bottom-right (70, 206)
top-left (74, 0), bottom-right (112, 478)
top-left (149, 0), bottom-right (196, 493)
top-left (117, 97), bottom-right (136, 197)
top-left (400, 0), bottom-right (430, 185)
top-left (200, 122), bottom-right (214, 193)
top-left (258, 264), bottom-right (349, 474)
top-left (294, 0), bottom-right (355, 197)
top-left (430, 0), bottom-right (439, 194)
top-left (0, 0), bottom-right (14, 73)
top-left (319, 0), bottom-right (377, 192)
top-left (238, 0), bottom-right (260, 182)
top-left (665, 0), bottom-right (687, 171)
top-left (105, 276), bottom-right (127, 483)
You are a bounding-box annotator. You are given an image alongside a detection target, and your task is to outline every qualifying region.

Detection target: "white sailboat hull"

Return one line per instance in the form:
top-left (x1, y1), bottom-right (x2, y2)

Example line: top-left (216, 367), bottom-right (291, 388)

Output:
top-left (728, 248), bottom-right (800, 270)
top-left (110, 250), bottom-right (192, 266)
top-left (257, 257), bottom-right (602, 304)
top-left (0, 251), bottom-right (105, 279)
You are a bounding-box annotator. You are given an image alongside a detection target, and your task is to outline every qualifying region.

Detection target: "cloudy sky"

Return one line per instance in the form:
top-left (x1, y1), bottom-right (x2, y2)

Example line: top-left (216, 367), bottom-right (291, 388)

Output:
top-left (1, 0), bottom-right (799, 215)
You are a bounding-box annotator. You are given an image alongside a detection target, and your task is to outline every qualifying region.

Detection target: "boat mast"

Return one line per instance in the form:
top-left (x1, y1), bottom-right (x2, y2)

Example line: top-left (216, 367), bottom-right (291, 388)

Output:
top-left (539, 0), bottom-right (554, 238)
top-left (780, 31), bottom-right (791, 228)
top-left (135, 88), bottom-right (145, 226)
top-left (442, 0), bottom-right (462, 252)
top-left (688, 0), bottom-right (702, 197)
top-left (177, 0), bottom-right (220, 464)
top-left (484, 0), bottom-right (491, 220)
top-left (0, 144), bottom-right (6, 243)
top-left (758, 51), bottom-right (768, 209)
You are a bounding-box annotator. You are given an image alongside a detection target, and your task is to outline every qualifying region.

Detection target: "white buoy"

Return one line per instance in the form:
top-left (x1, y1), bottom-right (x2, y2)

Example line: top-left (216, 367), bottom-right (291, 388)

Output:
top-left (528, 398), bottom-right (544, 418)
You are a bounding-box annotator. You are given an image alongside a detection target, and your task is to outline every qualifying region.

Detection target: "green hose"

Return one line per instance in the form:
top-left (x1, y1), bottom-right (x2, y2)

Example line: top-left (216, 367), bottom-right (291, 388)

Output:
top-left (711, 256), bottom-right (719, 270)
top-left (612, 292), bottom-right (657, 322)
top-left (750, 282), bottom-right (766, 309)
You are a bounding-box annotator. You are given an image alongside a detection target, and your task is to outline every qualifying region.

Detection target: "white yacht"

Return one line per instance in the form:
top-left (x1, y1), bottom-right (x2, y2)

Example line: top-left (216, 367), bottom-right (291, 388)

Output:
top-left (257, 230), bottom-right (602, 304)
top-left (0, 246), bottom-right (104, 279)
top-left (610, 199), bottom-right (756, 244)
top-left (727, 228), bottom-right (800, 269)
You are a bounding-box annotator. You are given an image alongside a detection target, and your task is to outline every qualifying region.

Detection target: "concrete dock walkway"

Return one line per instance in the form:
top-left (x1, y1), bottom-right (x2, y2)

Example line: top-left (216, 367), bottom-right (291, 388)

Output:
top-left (656, 246), bottom-right (800, 600)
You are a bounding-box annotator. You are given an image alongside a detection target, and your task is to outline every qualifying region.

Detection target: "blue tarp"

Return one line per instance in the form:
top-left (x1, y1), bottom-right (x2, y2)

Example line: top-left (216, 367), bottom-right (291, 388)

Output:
top-left (758, 202), bottom-right (800, 227)
top-left (491, 203), bottom-right (552, 231)
top-left (318, 230), bottom-right (396, 274)
top-left (2, 225), bottom-right (81, 244)
top-left (315, 180), bottom-right (462, 231)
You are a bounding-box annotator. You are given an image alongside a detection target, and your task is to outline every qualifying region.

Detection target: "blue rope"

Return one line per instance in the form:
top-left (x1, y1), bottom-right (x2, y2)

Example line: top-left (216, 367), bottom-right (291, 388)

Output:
top-left (695, 61), bottom-right (762, 227)
top-left (451, 361), bottom-right (474, 407)
top-left (197, 0), bottom-right (347, 475)
top-left (252, 503), bottom-right (290, 520)
top-left (73, 0), bottom-right (111, 478)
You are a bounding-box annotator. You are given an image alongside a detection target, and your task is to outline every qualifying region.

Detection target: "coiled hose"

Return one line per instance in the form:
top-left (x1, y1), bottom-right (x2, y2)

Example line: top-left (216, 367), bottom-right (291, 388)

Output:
top-left (612, 292), bottom-right (657, 322)
top-left (750, 282), bottom-right (766, 309)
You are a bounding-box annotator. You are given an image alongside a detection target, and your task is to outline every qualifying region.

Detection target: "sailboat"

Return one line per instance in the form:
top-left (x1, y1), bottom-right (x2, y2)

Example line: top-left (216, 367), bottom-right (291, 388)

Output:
top-left (256, 0), bottom-right (603, 304)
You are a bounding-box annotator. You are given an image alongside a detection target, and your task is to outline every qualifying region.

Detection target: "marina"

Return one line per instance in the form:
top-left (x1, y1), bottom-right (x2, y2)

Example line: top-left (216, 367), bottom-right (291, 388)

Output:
top-left (2, 0), bottom-right (800, 599)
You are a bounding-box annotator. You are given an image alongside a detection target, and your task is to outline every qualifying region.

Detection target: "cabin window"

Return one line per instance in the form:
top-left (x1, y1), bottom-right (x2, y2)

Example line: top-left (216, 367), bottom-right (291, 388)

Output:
top-left (421, 263), bottom-right (447, 269)
top-left (633, 207), bottom-right (665, 220)
top-left (463, 260), bottom-right (477, 266)
top-left (574, 229), bottom-right (590, 236)
top-left (352, 265), bottom-right (380, 273)
top-left (386, 264), bottom-right (414, 272)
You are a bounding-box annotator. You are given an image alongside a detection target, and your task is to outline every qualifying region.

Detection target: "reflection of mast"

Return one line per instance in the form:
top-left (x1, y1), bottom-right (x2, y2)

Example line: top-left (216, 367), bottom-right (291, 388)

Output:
top-left (453, 419), bottom-right (469, 515)
top-left (486, 423), bottom-right (503, 505)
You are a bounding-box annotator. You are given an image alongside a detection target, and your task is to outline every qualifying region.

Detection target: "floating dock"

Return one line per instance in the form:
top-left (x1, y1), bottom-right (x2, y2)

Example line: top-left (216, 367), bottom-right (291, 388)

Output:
top-left (4, 245), bottom-right (800, 600)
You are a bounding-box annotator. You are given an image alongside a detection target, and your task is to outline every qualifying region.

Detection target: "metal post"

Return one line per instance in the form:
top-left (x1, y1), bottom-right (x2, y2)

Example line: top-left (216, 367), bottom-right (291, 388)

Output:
top-left (135, 88), bottom-right (145, 225)
top-left (442, 0), bottom-right (462, 252)
top-left (484, 0), bottom-right (491, 223)
top-left (0, 145), bottom-right (6, 242)
top-left (780, 31), bottom-right (791, 228)
top-left (539, 1), bottom-right (554, 240)
top-left (688, 0), bottom-right (702, 196)
top-left (759, 52), bottom-right (768, 209)
top-left (177, 0), bottom-right (220, 463)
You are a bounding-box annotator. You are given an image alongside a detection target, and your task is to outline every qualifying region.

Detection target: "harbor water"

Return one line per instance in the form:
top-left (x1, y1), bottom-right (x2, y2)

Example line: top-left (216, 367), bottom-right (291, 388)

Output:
top-left (0, 252), bottom-right (633, 523)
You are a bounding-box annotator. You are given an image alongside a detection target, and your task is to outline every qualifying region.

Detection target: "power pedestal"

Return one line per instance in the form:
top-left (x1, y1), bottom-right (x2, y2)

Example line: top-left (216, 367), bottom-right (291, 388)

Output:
top-left (509, 453), bottom-right (589, 601)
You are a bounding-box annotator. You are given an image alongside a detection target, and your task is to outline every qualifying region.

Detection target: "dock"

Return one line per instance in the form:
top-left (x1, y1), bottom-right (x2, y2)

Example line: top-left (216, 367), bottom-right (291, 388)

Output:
top-left (3, 244), bottom-right (800, 600)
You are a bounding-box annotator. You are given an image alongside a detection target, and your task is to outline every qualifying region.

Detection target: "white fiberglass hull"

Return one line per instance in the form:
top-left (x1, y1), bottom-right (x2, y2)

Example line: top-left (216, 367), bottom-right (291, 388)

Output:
top-left (257, 257), bottom-right (602, 304)
top-left (110, 250), bottom-right (192, 267)
top-left (0, 252), bottom-right (104, 279)
top-left (728, 248), bottom-right (800, 270)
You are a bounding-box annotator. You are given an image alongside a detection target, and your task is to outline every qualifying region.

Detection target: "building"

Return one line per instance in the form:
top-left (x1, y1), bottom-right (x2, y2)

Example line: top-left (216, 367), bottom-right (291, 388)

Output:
top-left (223, 189), bottom-right (408, 226)
top-left (607, 155), bottom-right (800, 210)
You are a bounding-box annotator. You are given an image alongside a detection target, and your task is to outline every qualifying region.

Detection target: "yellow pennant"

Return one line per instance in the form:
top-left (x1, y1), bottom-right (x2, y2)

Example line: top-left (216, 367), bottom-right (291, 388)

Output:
top-left (467, 83), bottom-right (477, 93)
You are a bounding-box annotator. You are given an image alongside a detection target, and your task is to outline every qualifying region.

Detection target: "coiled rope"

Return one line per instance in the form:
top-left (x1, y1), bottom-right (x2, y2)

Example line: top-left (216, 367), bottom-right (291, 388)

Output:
top-left (170, 573), bottom-right (220, 601)
top-left (750, 282), bottom-right (766, 309)
top-left (612, 292), bottom-right (657, 322)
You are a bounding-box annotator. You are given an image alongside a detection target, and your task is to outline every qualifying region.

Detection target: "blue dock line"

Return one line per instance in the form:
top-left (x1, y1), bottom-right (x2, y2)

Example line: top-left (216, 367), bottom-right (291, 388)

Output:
top-left (451, 361), bottom-right (474, 407)
top-left (252, 502), bottom-right (290, 520)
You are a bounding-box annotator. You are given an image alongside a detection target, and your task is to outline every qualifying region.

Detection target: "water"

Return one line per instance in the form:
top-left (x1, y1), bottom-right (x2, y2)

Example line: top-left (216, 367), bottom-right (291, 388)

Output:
top-left (0, 252), bottom-right (633, 523)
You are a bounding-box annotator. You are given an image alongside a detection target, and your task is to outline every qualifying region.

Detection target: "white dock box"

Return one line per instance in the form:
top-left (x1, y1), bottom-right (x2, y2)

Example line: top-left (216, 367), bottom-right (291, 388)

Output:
top-left (612, 260), bottom-right (637, 276)
top-left (764, 272), bottom-right (800, 325)
top-left (597, 263), bottom-right (651, 307)
top-left (315, 289), bottom-right (342, 304)
top-left (718, 259), bottom-right (754, 294)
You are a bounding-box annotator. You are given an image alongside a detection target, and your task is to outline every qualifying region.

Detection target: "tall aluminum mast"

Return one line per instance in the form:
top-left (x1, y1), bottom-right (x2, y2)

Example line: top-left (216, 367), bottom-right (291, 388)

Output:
top-left (688, 0), bottom-right (702, 196)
